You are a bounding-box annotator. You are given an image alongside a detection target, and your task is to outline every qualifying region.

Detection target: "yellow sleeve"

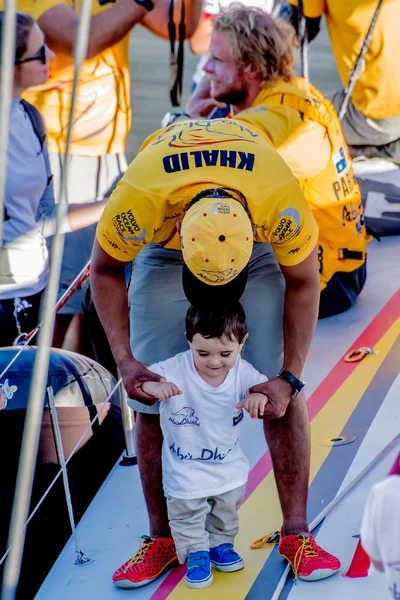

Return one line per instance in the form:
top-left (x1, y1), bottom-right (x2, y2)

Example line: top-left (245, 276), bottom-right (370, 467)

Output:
top-left (96, 179), bottom-right (155, 262)
top-left (138, 126), bottom-right (168, 153)
top-left (278, 120), bottom-right (330, 179)
top-left (17, 0), bottom-right (73, 21)
top-left (253, 179), bottom-right (319, 267)
top-left (289, 0), bottom-right (325, 18)
top-left (236, 107), bottom-right (330, 179)
top-left (235, 106), bottom-right (291, 151)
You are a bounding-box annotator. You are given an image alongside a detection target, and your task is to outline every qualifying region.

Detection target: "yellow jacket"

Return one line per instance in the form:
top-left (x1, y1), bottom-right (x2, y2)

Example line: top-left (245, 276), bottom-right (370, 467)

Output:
top-left (236, 79), bottom-right (370, 291)
top-left (8, 0), bottom-right (131, 156)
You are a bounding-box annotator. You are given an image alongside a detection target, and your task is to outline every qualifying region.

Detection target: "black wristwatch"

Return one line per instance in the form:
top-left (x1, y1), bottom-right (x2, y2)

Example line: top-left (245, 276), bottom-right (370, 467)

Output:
top-left (277, 368), bottom-right (306, 397)
top-left (133, 0), bottom-right (154, 11)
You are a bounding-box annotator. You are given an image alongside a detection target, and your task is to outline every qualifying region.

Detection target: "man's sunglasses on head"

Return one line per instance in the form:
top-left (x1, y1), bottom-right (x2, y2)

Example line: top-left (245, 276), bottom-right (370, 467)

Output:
top-left (15, 44), bottom-right (47, 66)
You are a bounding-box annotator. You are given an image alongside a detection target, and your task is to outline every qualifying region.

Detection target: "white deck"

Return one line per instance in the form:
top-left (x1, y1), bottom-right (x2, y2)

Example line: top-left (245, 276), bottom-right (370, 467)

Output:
top-left (35, 236), bottom-right (400, 600)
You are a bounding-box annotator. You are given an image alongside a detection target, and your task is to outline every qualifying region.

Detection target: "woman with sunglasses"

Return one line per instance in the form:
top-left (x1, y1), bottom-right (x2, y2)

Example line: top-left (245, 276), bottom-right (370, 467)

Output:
top-left (0, 12), bottom-right (107, 347)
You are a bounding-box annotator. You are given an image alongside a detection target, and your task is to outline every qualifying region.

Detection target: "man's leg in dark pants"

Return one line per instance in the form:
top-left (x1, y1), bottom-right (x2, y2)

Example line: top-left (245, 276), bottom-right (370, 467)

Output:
top-left (263, 393), bottom-right (310, 535)
top-left (135, 413), bottom-right (171, 537)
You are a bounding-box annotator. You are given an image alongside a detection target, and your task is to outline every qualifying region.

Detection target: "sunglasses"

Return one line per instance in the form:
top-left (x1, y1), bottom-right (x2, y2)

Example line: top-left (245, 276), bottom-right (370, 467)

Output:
top-left (15, 44), bottom-right (47, 66)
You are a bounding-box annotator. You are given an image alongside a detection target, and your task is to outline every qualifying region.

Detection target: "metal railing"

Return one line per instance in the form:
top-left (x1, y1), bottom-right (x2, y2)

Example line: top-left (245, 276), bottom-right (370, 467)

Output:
top-left (0, 271), bottom-right (136, 596)
top-left (0, 0), bottom-right (16, 246)
top-left (0, 378), bottom-right (122, 570)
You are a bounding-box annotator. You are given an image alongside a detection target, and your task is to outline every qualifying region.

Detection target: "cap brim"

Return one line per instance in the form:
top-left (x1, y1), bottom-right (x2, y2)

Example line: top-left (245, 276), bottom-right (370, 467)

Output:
top-left (182, 263), bottom-right (248, 308)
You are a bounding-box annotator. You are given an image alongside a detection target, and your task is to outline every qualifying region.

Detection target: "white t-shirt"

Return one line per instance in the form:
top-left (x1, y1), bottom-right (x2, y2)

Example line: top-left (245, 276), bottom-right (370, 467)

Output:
top-left (149, 350), bottom-right (267, 500)
top-left (361, 476), bottom-right (400, 598)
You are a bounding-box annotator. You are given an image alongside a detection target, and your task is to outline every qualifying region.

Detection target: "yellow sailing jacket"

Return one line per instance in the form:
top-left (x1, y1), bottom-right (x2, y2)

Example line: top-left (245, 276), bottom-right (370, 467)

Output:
top-left (236, 80), bottom-right (370, 291)
top-left (10, 0), bottom-right (131, 156)
top-left (97, 118), bottom-right (318, 267)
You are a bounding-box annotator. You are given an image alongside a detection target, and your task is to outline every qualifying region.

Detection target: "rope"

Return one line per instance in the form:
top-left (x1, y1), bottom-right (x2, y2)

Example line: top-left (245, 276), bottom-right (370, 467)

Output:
top-left (0, 378), bottom-right (122, 568)
top-left (338, 0), bottom-right (383, 121)
top-left (0, 0), bottom-right (93, 595)
top-left (270, 432), bottom-right (400, 599)
top-left (0, 262), bottom-right (90, 382)
top-left (297, 0), bottom-right (309, 81)
top-left (0, 0), bottom-right (17, 246)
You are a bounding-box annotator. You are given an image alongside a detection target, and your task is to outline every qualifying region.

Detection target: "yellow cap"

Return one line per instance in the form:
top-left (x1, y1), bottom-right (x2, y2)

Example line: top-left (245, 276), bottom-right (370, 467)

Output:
top-left (181, 198), bottom-right (253, 287)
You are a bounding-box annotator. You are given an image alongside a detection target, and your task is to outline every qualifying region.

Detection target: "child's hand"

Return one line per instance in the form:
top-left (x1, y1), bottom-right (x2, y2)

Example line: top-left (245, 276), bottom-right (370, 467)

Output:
top-left (237, 392), bottom-right (269, 419)
top-left (142, 380), bottom-right (182, 400)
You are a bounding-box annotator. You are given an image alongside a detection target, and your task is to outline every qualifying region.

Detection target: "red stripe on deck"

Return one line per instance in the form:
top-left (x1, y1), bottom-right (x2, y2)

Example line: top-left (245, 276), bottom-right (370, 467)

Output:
top-left (151, 566), bottom-right (186, 600)
top-left (246, 288), bottom-right (400, 500)
top-left (150, 288), bottom-right (400, 599)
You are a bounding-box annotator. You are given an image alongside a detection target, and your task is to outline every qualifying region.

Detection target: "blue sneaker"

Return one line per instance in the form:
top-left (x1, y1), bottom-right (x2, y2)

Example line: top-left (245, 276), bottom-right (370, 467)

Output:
top-left (186, 551), bottom-right (213, 589)
top-left (210, 544), bottom-right (244, 572)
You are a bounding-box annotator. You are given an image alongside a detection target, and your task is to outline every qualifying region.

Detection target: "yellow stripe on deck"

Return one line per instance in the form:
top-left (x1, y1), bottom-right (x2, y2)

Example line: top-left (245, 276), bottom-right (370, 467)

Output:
top-left (165, 319), bottom-right (400, 599)
top-left (309, 318), bottom-right (400, 481)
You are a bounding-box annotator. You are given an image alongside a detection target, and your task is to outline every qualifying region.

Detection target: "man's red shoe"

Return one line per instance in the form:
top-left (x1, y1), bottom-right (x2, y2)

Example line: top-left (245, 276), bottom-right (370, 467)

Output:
top-left (113, 536), bottom-right (178, 588)
top-left (278, 532), bottom-right (341, 581)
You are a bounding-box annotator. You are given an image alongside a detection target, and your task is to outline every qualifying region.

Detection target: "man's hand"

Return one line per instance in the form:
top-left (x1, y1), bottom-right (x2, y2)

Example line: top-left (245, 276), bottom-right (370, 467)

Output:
top-left (119, 357), bottom-right (164, 405)
top-left (248, 377), bottom-right (293, 420)
top-left (186, 75), bottom-right (228, 118)
top-left (142, 380), bottom-right (182, 400)
top-left (237, 392), bottom-right (268, 419)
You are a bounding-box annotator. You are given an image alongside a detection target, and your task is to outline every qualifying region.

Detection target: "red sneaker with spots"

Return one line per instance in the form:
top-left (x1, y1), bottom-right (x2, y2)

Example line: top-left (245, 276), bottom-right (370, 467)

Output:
top-left (113, 536), bottom-right (178, 588)
top-left (278, 532), bottom-right (341, 581)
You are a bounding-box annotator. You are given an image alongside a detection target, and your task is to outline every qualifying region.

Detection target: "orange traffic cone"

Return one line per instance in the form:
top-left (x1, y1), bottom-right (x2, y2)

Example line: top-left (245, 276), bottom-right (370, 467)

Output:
top-left (343, 451), bottom-right (400, 578)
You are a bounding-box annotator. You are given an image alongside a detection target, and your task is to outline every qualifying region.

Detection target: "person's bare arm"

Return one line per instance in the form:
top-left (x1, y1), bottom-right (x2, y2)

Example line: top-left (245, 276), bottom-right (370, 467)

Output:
top-left (142, 0), bottom-right (202, 40)
top-left (249, 246), bottom-right (320, 418)
top-left (142, 380), bottom-right (182, 400)
top-left (40, 198), bottom-right (107, 237)
top-left (189, 15), bottom-right (213, 55)
top-left (186, 74), bottom-right (228, 117)
top-left (67, 199), bottom-right (108, 231)
top-left (39, 0), bottom-right (154, 59)
top-left (279, 244), bottom-right (320, 379)
top-left (90, 239), bottom-right (162, 403)
top-left (39, 0), bottom-right (202, 60)
top-left (237, 392), bottom-right (268, 419)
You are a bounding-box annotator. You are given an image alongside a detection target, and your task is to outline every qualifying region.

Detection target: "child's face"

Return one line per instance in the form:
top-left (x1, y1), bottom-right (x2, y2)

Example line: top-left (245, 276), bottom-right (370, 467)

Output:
top-left (189, 333), bottom-right (247, 383)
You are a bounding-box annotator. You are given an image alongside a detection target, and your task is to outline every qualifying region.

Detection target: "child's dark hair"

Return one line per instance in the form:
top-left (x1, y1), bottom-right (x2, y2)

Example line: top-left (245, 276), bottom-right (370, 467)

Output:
top-left (186, 303), bottom-right (247, 343)
top-left (0, 12), bottom-right (35, 63)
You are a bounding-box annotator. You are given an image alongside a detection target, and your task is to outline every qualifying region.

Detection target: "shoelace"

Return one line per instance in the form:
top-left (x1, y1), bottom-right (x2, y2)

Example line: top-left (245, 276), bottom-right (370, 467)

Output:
top-left (293, 534), bottom-right (318, 578)
top-left (124, 537), bottom-right (153, 572)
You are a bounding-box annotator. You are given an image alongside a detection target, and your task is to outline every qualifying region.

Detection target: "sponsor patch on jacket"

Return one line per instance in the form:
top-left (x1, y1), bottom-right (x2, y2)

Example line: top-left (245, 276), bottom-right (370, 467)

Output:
top-left (272, 208), bottom-right (301, 243)
top-left (332, 147), bottom-right (347, 174)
